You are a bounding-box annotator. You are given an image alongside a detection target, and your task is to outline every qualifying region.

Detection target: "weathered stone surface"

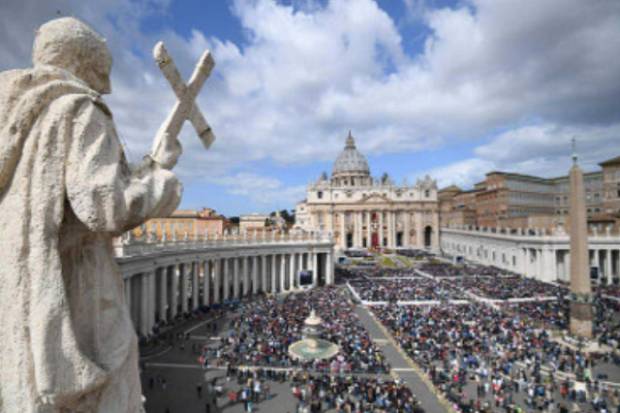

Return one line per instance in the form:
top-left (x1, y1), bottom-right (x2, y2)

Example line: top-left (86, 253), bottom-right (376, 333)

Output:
top-left (0, 17), bottom-right (183, 412)
top-left (569, 157), bottom-right (593, 339)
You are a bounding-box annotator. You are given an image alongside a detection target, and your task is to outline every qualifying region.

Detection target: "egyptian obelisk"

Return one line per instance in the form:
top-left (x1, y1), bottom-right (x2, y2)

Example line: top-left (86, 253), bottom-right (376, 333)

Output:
top-left (569, 139), bottom-right (593, 338)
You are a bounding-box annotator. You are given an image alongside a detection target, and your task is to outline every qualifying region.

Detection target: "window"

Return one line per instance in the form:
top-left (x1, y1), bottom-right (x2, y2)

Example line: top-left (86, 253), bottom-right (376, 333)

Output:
top-left (317, 191), bottom-right (323, 199)
top-left (425, 190), bottom-right (430, 198)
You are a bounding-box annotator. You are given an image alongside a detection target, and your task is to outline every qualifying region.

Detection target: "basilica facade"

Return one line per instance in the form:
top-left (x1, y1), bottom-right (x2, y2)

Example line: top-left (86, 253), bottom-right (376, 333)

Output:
top-left (295, 132), bottom-right (440, 252)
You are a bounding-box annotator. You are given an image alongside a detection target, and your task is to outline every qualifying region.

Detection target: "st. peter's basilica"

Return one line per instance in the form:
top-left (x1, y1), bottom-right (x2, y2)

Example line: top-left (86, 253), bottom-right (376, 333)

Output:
top-left (295, 132), bottom-right (439, 252)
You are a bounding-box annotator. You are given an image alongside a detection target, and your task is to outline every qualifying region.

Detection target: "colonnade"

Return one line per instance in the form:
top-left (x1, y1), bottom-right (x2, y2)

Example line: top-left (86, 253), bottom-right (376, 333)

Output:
top-left (121, 249), bottom-right (333, 337)
top-left (441, 226), bottom-right (620, 284)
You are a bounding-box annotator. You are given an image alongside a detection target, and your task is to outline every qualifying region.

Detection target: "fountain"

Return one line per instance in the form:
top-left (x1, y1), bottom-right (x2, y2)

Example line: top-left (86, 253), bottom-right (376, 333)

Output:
top-left (288, 309), bottom-right (340, 361)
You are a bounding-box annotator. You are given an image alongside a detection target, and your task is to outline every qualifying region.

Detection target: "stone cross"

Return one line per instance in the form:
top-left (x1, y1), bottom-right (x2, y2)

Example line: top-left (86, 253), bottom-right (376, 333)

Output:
top-left (151, 42), bottom-right (215, 162)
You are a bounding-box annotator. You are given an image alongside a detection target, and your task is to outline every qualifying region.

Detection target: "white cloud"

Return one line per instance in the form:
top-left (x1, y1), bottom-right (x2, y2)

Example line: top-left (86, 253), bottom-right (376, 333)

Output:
top-left (420, 157), bottom-right (495, 189)
top-left (2, 0), bottom-right (619, 210)
top-left (425, 122), bottom-right (620, 189)
top-left (208, 172), bottom-right (307, 206)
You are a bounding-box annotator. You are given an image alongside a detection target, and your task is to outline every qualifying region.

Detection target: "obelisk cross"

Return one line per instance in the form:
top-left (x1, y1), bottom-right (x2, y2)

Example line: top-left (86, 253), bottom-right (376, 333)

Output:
top-left (150, 41), bottom-right (215, 166)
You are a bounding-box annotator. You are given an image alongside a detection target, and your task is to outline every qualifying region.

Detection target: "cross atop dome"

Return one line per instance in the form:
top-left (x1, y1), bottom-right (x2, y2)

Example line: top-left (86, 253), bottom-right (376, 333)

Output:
top-left (345, 130), bottom-right (356, 149)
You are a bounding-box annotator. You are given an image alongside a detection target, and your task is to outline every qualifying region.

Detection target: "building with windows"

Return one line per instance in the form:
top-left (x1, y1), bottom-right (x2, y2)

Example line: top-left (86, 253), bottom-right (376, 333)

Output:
top-left (601, 155), bottom-right (620, 217)
top-left (439, 166), bottom-right (610, 230)
top-left (239, 213), bottom-right (270, 233)
top-left (295, 132), bottom-right (439, 251)
top-left (134, 208), bottom-right (228, 240)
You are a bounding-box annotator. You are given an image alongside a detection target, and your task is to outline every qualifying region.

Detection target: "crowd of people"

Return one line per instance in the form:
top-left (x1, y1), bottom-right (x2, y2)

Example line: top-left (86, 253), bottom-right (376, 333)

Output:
top-left (349, 278), bottom-right (466, 302)
top-left (199, 286), bottom-right (390, 374)
top-left (417, 262), bottom-right (514, 278)
top-left (373, 303), bottom-right (620, 412)
top-left (289, 371), bottom-right (425, 412)
top-left (445, 275), bottom-right (566, 300)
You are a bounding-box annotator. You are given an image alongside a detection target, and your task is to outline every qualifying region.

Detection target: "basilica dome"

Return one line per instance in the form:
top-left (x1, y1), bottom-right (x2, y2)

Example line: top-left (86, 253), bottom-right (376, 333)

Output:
top-left (332, 131), bottom-right (370, 178)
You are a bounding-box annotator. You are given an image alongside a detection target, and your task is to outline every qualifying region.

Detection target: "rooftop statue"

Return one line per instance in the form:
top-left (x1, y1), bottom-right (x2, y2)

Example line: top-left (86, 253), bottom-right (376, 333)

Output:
top-left (0, 17), bottom-right (214, 412)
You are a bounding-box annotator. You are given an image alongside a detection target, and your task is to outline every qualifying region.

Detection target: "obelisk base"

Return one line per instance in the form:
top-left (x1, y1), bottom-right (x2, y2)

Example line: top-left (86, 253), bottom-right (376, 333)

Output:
top-left (569, 300), bottom-right (593, 339)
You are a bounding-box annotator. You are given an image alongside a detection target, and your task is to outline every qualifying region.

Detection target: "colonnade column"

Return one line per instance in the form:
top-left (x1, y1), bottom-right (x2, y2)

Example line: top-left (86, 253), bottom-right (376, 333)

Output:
top-left (312, 252), bottom-right (318, 287)
top-left (171, 264), bottom-right (180, 318)
top-left (289, 253), bottom-right (296, 290)
top-left (271, 254), bottom-right (278, 294)
top-left (180, 264), bottom-right (189, 314)
top-left (605, 249), bottom-right (613, 284)
top-left (192, 262), bottom-right (199, 310)
top-left (202, 261), bottom-right (210, 307)
top-left (261, 255), bottom-right (267, 293)
top-left (223, 258), bottom-right (230, 301)
top-left (213, 259), bottom-right (221, 304)
top-left (159, 268), bottom-right (167, 322)
top-left (243, 257), bottom-right (250, 296)
top-left (326, 252), bottom-right (334, 285)
top-left (280, 254), bottom-right (286, 292)
top-left (140, 271), bottom-right (150, 336)
top-left (252, 256), bottom-right (259, 295)
top-left (593, 250), bottom-right (600, 275)
top-left (233, 257), bottom-right (240, 299)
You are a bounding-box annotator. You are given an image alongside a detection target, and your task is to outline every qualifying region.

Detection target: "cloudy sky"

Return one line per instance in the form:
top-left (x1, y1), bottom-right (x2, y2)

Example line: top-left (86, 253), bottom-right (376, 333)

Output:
top-left (2, 0), bottom-right (619, 215)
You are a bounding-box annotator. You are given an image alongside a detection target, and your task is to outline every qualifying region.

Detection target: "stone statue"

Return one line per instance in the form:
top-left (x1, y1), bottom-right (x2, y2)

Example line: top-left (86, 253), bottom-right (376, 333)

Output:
top-left (0, 17), bottom-right (213, 412)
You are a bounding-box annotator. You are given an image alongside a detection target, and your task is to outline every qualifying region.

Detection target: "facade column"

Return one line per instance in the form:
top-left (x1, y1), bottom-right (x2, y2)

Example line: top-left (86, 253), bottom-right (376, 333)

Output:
top-left (327, 209), bottom-right (334, 237)
top-left (356, 212), bottom-right (363, 248)
top-left (223, 258), bottom-right (230, 301)
top-left (202, 261), bottom-right (210, 307)
top-left (366, 211), bottom-right (371, 248)
top-left (252, 256), bottom-right (259, 295)
top-left (340, 211), bottom-right (347, 249)
top-left (404, 212), bottom-right (410, 247)
top-left (233, 257), bottom-right (240, 299)
top-left (271, 254), bottom-right (278, 293)
top-left (280, 254), bottom-right (287, 292)
top-left (386, 211), bottom-right (393, 248)
top-left (171, 264), bottom-right (180, 318)
top-left (192, 262), bottom-right (199, 310)
top-left (378, 211), bottom-right (384, 247)
top-left (261, 255), bottom-right (268, 293)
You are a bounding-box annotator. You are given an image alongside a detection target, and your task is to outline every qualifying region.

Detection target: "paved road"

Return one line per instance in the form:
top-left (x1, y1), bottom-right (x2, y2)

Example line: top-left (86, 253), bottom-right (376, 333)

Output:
top-left (353, 305), bottom-right (450, 413)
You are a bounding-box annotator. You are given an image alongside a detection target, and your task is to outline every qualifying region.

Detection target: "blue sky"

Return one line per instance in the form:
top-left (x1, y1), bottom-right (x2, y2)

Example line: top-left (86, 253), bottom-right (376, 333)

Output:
top-left (2, 0), bottom-right (619, 216)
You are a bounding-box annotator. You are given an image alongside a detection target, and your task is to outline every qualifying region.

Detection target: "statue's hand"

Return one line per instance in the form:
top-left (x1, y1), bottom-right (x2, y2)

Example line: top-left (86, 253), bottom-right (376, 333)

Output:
top-left (150, 132), bottom-right (182, 170)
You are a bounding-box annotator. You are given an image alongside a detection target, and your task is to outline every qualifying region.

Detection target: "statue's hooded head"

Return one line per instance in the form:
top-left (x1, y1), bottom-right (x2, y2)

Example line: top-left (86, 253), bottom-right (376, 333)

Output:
top-left (33, 17), bottom-right (112, 94)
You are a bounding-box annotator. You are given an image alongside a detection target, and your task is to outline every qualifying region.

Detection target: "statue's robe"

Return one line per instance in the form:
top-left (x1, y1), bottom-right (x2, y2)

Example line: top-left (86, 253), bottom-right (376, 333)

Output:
top-left (0, 65), bottom-right (181, 412)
